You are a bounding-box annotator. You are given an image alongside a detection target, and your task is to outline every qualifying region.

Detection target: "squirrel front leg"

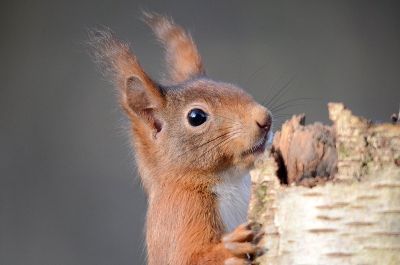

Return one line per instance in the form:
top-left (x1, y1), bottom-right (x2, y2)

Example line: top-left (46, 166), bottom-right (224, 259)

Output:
top-left (193, 222), bottom-right (264, 265)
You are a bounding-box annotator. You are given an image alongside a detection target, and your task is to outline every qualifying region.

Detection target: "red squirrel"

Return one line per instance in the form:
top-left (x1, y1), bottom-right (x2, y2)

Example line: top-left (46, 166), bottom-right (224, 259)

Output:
top-left (89, 13), bottom-right (272, 265)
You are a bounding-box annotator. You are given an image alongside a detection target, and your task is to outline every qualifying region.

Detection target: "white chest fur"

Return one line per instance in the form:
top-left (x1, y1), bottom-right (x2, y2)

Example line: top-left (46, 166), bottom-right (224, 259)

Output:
top-left (212, 173), bottom-right (251, 233)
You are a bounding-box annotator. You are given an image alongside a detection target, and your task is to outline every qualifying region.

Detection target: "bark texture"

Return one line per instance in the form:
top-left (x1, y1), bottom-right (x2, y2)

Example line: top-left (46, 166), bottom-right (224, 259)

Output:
top-left (248, 103), bottom-right (400, 265)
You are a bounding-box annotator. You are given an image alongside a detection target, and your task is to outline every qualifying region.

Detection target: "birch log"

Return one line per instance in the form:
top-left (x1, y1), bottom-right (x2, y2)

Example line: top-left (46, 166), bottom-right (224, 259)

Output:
top-left (248, 103), bottom-right (400, 265)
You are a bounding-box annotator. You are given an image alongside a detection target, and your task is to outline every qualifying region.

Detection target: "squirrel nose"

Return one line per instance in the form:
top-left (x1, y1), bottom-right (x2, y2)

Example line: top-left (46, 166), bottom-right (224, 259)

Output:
top-left (257, 121), bottom-right (271, 132)
top-left (251, 104), bottom-right (273, 132)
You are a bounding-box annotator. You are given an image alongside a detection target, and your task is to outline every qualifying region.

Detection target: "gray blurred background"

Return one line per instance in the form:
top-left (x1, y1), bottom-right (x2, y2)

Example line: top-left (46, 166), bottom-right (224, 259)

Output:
top-left (1, 1), bottom-right (399, 264)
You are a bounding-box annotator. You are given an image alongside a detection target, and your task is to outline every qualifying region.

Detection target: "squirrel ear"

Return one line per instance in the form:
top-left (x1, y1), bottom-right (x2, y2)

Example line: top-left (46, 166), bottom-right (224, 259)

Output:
top-left (123, 75), bottom-right (164, 133)
top-left (123, 75), bottom-right (164, 113)
top-left (144, 13), bottom-right (206, 84)
top-left (88, 27), bottom-right (164, 132)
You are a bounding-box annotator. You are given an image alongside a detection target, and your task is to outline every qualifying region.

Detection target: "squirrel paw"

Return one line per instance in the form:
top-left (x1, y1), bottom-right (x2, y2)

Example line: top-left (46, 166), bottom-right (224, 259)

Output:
top-left (222, 222), bottom-right (265, 265)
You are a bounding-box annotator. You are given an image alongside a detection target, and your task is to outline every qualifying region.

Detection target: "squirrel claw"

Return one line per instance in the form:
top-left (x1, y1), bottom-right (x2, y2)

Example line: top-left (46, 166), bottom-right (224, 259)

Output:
top-left (224, 222), bottom-right (265, 263)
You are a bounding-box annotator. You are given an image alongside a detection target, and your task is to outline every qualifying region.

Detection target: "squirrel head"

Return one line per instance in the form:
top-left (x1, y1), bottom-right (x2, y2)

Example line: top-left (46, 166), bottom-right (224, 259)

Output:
top-left (89, 13), bottom-right (272, 190)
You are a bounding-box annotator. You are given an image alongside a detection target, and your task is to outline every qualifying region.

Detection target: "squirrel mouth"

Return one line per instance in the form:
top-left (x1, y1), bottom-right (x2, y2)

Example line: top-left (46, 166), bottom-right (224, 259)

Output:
top-left (242, 133), bottom-right (268, 156)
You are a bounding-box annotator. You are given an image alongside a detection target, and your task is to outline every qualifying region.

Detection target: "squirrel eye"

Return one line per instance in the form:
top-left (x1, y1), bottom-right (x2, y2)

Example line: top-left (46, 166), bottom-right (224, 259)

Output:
top-left (187, 108), bottom-right (208, 127)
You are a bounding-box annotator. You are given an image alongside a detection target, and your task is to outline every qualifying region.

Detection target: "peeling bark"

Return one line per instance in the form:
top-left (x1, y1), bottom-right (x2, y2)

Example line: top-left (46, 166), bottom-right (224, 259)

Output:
top-left (248, 103), bottom-right (400, 265)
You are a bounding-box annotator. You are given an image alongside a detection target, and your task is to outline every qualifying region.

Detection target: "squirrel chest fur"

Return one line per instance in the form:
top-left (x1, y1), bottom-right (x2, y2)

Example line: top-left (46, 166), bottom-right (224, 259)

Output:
top-left (90, 13), bottom-right (272, 265)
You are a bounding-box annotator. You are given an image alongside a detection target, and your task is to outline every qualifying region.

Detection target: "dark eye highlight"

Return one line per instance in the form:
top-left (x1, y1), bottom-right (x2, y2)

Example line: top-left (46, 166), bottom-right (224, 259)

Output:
top-left (187, 108), bottom-right (208, 127)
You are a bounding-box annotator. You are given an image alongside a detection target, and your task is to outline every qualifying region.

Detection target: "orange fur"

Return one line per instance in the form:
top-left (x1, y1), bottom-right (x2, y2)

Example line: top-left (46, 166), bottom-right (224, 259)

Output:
top-left (144, 13), bottom-right (206, 84)
top-left (89, 13), bottom-right (270, 265)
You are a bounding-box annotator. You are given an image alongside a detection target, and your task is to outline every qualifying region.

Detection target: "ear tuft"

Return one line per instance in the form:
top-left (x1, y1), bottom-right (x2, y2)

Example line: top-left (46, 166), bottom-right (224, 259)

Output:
top-left (143, 12), bottom-right (206, 84)
top-left (87, 26), bottom-right (137, 89)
